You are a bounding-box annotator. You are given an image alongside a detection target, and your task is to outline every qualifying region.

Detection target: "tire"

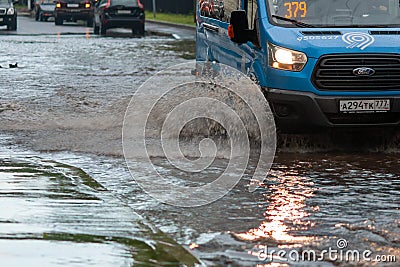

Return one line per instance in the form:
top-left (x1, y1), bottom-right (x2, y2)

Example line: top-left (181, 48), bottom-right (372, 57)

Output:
top-left (7, 17), bottom-right (17, 31)
top-left (140, 25), bottom-right (145, 36)
top-left (132, 25), bottom-right (144, 36)
top-left (100, 23), bottom-right (106, 35)
top-left (93, 22), bottom-right (99, 34)
top-left (86, 18), bottom-right (93, 27)
top-left (12, 17), bottom-right (17, 30)
top-left (55, 17), bottom-right (63, 25)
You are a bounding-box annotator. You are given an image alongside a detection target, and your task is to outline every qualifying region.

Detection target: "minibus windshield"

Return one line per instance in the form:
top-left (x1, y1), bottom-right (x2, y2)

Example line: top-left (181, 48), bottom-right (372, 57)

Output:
top-left (267, 0), bottom-right (400, 27)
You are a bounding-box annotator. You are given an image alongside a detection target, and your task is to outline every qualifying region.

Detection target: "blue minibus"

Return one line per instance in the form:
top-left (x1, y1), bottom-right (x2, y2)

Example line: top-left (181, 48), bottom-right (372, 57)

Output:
top-left (196, 0), bottom-right (400, 132)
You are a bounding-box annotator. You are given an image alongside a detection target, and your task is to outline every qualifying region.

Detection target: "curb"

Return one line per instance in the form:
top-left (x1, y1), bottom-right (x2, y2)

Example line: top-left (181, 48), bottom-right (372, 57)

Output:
top-left (146, 19), bottom-right (196, 31)
top-left (18, 12), bottom-right (32, 17)
top-left (145, 29), bottom-right (174, 38)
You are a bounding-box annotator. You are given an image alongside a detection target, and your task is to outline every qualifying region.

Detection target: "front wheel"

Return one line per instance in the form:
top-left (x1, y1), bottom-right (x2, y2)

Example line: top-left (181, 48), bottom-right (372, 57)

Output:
top-left (7, 17), bottom-right (17, 31)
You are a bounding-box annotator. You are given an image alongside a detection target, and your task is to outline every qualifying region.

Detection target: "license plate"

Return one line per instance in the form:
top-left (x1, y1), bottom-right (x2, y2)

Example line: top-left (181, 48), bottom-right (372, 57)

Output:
top-left (117, 10), bottom-right (131, 14)
top-left (67, 3), bottom-right (79, 7)
top-left (339, 99), bottom-right (390, 113)
top-left (0, 18), bottom-right (3, 22)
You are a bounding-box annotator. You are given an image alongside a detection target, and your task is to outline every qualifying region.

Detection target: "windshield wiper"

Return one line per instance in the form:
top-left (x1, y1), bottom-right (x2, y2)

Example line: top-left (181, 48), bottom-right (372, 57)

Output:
top-left (272, 15), bottom-right (315, 28)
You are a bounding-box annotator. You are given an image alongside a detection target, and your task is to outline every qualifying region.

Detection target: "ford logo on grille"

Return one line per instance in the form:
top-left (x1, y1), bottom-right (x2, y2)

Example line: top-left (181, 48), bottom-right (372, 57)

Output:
top-left (353, 67), bottom-right (376, 76)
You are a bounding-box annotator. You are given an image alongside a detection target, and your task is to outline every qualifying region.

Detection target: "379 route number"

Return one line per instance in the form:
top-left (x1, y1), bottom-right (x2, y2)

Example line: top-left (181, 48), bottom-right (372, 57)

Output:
top-left (284, 1), bottom-right (307, 18)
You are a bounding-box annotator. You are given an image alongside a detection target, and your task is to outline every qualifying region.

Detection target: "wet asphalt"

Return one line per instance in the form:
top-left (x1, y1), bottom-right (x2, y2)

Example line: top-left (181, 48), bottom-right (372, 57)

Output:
top-left (0, 15), bottom-right (399, 267)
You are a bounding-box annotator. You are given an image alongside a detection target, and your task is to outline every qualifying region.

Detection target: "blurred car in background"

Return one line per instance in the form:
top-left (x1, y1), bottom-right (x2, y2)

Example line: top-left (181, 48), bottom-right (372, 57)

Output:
top-left (34, 0), bottom-right (55, 21)
top-left (54, 0), bottom-right (93, 26)
top-left (93, 0), bottom-right (144, 36)
top-left (0, 0), bottom-right (17, 30)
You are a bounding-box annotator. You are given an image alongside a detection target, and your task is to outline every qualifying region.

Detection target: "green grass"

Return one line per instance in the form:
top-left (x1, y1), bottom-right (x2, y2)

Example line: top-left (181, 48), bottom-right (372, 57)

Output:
top-left (15, 4), bottom-right (28, 10)
top-left (14, 4), bottom-right (26, 9)
top-left (145, 11), bottom-right (195, 26)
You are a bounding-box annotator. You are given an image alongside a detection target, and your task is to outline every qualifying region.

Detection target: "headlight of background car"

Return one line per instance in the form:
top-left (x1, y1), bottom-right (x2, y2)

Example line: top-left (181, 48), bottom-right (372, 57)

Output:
top-left (268, 42), bottom-right (307, 72)
top-left (7, 8), bottom-right (15, 15)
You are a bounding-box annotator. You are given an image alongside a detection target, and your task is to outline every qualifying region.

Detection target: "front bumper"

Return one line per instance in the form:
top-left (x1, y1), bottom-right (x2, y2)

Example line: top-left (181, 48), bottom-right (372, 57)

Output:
top-left (263, 88), bottom-right (400, 133)
top-left (0, 15), bottom-right (15, 26)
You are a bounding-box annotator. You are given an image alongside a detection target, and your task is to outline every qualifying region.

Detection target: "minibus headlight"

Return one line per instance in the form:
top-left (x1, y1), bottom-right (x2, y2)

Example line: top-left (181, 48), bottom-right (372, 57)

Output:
top-left (268, 43), bottom-right (307, 72)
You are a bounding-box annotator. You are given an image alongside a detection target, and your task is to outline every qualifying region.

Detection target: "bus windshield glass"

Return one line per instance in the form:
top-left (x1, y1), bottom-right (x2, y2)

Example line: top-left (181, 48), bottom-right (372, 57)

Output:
top-left (267, 0), bottom-right (400, 27)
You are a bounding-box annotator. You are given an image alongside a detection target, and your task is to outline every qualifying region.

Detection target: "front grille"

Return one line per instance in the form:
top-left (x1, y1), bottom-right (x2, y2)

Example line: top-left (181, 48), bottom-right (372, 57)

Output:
top-left (326, 112), bottom-right (400, 124)
top-left (0, 8), bottom-right (6, 15)
top-left (312, 54), bottom-right (400, 91)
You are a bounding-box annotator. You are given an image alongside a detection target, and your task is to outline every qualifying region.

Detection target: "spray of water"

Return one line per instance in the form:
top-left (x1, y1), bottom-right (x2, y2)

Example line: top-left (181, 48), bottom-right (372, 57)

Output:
top-left (122, 61), bottom-right (277, 207)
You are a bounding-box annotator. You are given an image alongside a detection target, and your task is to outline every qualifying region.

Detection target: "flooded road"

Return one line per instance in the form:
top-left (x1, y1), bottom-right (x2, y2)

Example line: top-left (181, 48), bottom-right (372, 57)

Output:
top-left (0, 17), bottom-right (399, 266)
top-left (0, 150), bottom-right (198, 266)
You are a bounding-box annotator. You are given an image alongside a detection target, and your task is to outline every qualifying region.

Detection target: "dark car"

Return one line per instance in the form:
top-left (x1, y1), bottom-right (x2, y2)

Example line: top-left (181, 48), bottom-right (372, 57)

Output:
top-left (35, 0), bottom-right (55, 21)
top-left (54, 0), bottom-right (93, 26)
top-left (0, 0), bottom-right (17, 31)
top-left (93, 0), bottom-right (144, 36)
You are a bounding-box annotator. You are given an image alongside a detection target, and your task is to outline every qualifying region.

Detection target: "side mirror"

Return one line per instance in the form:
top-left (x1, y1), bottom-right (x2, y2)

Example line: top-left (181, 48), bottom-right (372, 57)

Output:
top-left (228, 10), bottom-right (258, 44)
